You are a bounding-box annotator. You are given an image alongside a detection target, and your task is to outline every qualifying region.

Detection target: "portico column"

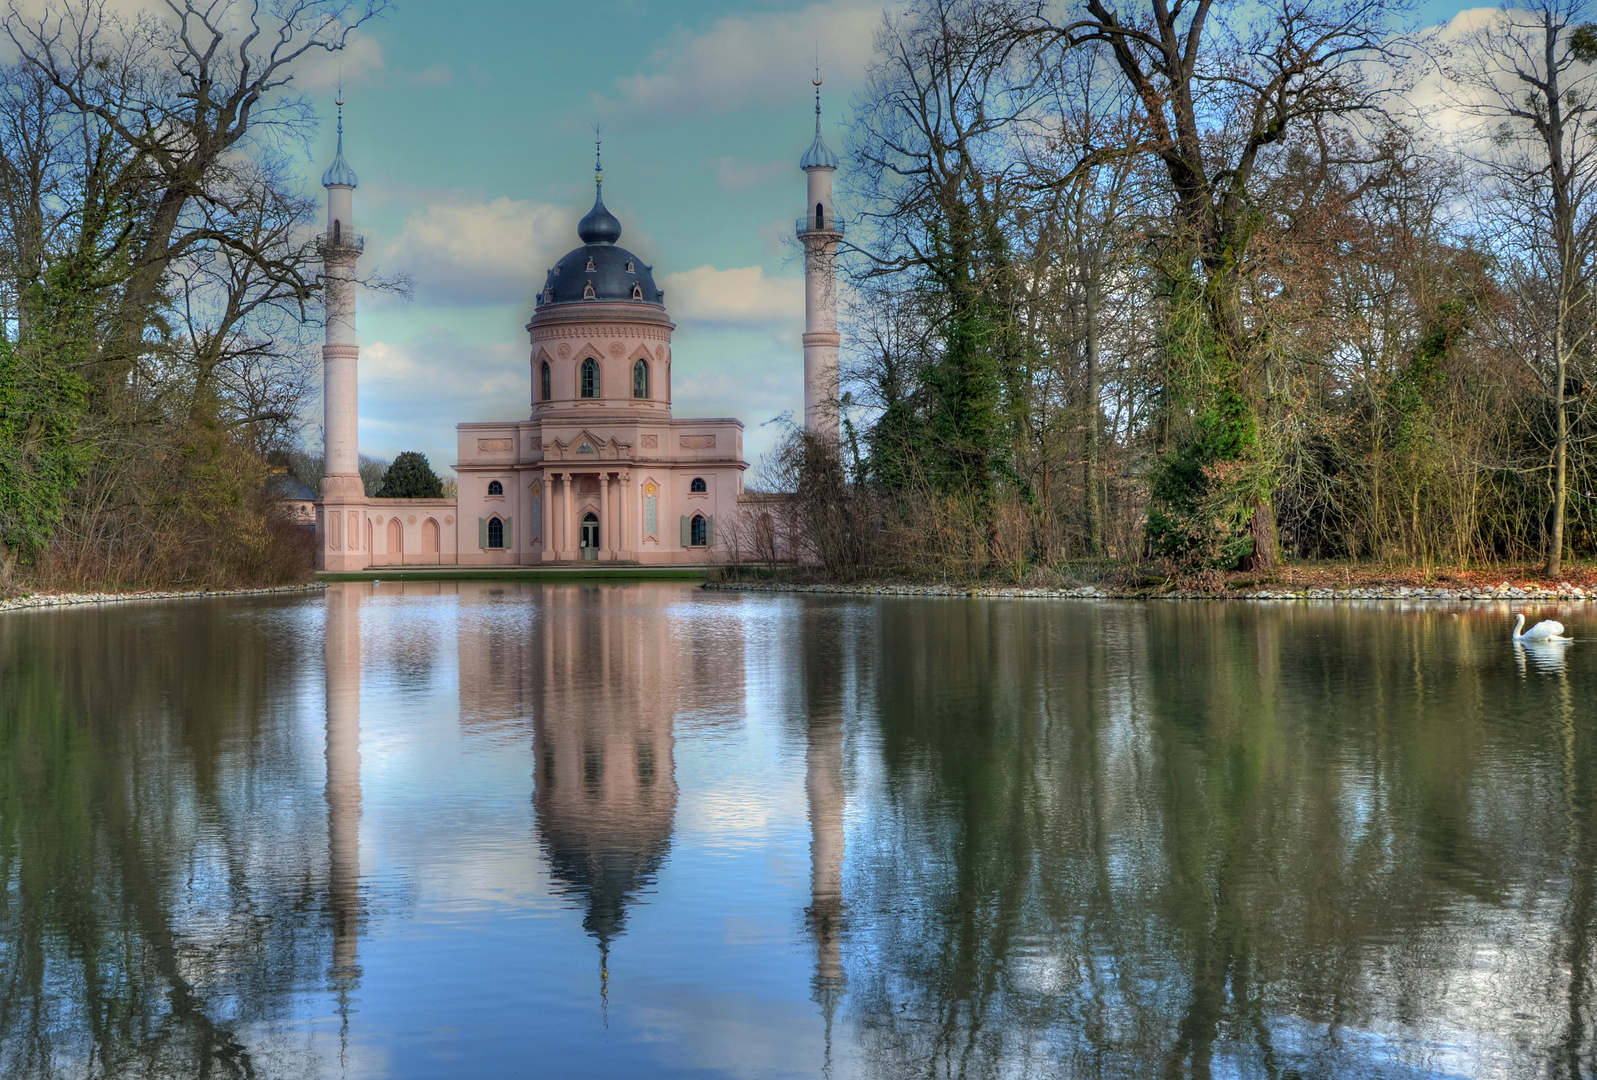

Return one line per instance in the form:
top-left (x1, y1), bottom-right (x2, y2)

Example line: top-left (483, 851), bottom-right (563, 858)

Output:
top-left (562, 472), bottom-right (574, 560)
top-left (599, 473), bottom-right (611, 560)
top-left (541, 470), bottom-right (552, 562)
top-left (619, 472), bottom-right (631, 559)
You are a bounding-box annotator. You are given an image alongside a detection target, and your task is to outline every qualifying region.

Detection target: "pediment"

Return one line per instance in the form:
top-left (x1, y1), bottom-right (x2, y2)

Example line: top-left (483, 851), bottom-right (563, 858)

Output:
top-left (547, 430), bottom-right (633, 461)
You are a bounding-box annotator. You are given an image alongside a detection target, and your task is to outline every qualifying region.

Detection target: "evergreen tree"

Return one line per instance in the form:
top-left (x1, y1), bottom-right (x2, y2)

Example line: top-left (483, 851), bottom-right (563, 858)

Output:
top-left (376, 452), bottom-right (443, 499)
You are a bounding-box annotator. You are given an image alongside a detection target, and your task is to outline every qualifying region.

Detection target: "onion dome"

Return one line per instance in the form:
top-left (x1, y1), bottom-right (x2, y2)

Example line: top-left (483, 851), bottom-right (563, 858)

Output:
top-left (800, 128), bottom-right (838, 170)
top-left (321, 104), bottom-right (358, 188)
top-left (578, 191), bottom-right (623, 245)
top-left (800, 81), bottom-right (839, 170)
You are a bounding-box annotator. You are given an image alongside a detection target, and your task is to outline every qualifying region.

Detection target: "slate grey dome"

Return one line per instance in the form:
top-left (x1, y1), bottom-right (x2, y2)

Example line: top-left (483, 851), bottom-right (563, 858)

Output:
top-left (537, 186), bottom-right (664, 309)
top-left (577, 193), bottom-right (622, 244)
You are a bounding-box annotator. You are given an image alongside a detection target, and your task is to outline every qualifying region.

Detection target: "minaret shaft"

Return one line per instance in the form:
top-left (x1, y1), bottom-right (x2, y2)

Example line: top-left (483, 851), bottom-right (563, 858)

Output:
top-left (799, 84), bottom-right (842, 443)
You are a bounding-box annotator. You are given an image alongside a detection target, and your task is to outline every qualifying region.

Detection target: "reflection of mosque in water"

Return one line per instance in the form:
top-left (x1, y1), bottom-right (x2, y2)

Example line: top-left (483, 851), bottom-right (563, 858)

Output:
top-left (456, 584), bottom-right (743, 955)
top-left (324, 581), bottom-right (850, 1061)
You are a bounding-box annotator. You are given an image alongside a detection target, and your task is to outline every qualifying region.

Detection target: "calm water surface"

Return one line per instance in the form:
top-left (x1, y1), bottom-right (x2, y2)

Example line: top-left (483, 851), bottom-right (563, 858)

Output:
top-left (1, 582), bottom-right (1594, 1078)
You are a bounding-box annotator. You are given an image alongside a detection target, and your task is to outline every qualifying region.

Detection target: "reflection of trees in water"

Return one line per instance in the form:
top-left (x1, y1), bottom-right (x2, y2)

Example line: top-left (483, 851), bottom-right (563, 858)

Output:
top-left (0, 600), bottom-right (331, 1079)
top-left (843, 601), bottom-right (1597, 1078)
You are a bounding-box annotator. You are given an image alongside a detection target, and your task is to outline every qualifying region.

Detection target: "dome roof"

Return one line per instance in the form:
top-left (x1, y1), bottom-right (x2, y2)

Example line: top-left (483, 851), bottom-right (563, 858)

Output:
top-left (321, 113), bottom-right (358, 188)
top-left (536, 187), bottom-right (664, 310)
top-left (578, 193), bottom-right (622, 244)
top-left (800, 128), bottom-right (838, 170)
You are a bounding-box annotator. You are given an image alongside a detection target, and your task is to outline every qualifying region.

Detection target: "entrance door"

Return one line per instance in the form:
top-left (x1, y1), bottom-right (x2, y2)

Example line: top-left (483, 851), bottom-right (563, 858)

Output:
top-left (580, 512), bottom-right (600, 560)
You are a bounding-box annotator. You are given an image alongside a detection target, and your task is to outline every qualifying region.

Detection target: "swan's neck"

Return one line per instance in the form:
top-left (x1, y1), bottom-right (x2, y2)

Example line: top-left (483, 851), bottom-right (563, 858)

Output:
top-left (1514, 613), bottom-right (1526, 638)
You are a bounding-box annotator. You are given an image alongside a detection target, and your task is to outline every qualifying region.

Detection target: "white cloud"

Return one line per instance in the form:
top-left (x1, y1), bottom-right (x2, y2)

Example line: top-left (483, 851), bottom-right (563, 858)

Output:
top-left (660, 265), bottom-right (804, 327)
top-left (383, 198), bottom-right (574, 307)
top-left (358, 333), bottom-right (528, 471)
top-left (713, 157), bottom-right (786, 191)
top-left (292, 33), bottom-right (386, 94)
top-left (1399, 7), bottom-right (1550, 143)
top-left (598, 0), bottom-right (882, 120)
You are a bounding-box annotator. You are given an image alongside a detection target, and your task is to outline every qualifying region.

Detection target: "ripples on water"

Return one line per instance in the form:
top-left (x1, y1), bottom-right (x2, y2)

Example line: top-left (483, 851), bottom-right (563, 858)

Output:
top-left (0, 583), bottom-right (1593, 1078)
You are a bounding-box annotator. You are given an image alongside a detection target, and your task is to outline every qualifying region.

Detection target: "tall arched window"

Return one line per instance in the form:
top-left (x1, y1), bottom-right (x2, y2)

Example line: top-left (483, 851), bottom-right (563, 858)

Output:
top-left (540, 360), bottom-right (551, 401)
top-left (581, 357), bottom-right (600, 398)
top-left (487, 517), bottom-right (504, 548)
top-left (487, 480), bottom-right (503, 495)
top-left (633, 359), bottom-right (649, 398)
top-left (816, 202), bottom-right (824, 229)
top-left (690, 477), bottom-right (707, 493)
top-left (690, 514), bottom-right (707, 547)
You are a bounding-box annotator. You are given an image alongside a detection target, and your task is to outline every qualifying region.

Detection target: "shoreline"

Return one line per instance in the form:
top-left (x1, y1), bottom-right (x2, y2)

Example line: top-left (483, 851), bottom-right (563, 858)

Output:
top-left (703, 580), bottom-right (1597, 602)
top-left (0, 582), bottom-right (327, 612)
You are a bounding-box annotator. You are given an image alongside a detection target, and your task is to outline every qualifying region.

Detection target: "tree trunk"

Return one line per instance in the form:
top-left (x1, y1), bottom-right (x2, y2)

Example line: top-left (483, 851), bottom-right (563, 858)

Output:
top-left (1084, 260), bottom-right (1104, 558)
top-left (1549, 340), bottom-right (1568, 577)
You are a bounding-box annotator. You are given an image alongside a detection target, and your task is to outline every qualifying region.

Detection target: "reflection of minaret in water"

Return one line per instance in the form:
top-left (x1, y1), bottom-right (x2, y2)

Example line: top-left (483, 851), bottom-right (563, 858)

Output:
top-left (799, 603), bottom-right (848, 1070)
top-left (807, 707), bottom-right (845, 1063)
top-left (324, 583), bottom-right (364, 1047)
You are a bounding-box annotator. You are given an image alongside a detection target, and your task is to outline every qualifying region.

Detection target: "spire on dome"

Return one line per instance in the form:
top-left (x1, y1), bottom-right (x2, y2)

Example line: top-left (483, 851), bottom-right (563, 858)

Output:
top-left (577, 132), bottom-right (623, 244)
top-left (321, 97), bottom-right (359, 188)
top-left (800, 77), bottom-right (839, 171)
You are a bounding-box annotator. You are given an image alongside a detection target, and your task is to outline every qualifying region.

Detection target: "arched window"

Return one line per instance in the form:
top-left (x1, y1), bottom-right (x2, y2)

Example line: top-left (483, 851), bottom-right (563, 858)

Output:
top-left (581, 357), bottom-right (600, 398)
top-left (487, 517), bottom-right (504, 548)
top-left (488, 480), bottom-right (503, 495)
top-left (582, 282), bottom-right (595, 300)
top-left (690, 476), bottom-right (707, 493)
top-left (631, 282), bottom-right (643, 300)
top-left (540, 360), bottom-right (551, 401)
top-left (816, 202), bottom-right (824, 229)
top-left (581, 512), bottom-right (600, 551)
top-left (333, 220), bottom-right (342, 242)
top-left (633, 359), bottom-right (649, 398)
top-left (690, 514), bottom-right (707, 546)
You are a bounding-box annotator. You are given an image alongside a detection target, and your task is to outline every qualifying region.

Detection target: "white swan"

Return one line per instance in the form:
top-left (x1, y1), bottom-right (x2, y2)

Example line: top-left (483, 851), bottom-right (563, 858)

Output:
top-left (1513, 613), bottom-right (1570, 640)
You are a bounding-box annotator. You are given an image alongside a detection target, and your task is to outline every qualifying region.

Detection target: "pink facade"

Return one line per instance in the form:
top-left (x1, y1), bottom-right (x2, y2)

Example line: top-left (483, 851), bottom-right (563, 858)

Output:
top-left (451, 277), bottom-right (746, 565)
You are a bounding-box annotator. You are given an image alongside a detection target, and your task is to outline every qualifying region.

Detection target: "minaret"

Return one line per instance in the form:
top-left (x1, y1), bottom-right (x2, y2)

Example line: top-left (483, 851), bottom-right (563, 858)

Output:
top-left (317, 99), bottom-right (367, 571)
top-left (797, 79), bottom-right (842, 442)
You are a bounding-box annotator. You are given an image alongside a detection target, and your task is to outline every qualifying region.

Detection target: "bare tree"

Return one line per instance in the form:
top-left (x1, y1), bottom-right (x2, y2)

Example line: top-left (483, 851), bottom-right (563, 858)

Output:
top-left (1017, 0), bottom-right (1409, 565)
top-left (5, 0), bottom-right (387, 391)
top-left (1446, 1), bottom-right (1597, 576)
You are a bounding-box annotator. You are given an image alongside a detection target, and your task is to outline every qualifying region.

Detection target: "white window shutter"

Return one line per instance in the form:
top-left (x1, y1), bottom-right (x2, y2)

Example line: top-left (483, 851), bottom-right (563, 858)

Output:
top-left (478, 518), bottom-right (487, 549)
top-left (706, 514), bottom-right (714, 546)
top-left (680, 515), bottom-right (690, 547)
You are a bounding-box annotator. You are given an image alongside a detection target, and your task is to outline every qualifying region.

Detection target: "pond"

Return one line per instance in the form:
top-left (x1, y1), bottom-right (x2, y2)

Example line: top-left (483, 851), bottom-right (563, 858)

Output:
top-left (0, 581), bottom-right (1592, 1078)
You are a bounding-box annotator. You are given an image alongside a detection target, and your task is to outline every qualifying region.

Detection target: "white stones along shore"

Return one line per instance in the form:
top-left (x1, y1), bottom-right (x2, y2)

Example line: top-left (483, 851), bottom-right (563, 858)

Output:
top-left (704, 580), bottom-right (1596, 602)
top-left (0, 582), bottom-right (326, 613)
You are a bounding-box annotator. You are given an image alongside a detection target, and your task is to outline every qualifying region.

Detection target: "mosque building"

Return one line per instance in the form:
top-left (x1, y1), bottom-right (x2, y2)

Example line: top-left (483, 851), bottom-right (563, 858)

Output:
top-left (312, 87), bottom-right (842, 570)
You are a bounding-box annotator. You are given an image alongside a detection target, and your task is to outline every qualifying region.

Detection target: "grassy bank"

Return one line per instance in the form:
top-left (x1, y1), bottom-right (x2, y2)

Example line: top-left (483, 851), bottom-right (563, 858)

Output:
top-left (708, 559), bottom-right (1597, 598)
top-left (317, 566), bottom-right (710, 583)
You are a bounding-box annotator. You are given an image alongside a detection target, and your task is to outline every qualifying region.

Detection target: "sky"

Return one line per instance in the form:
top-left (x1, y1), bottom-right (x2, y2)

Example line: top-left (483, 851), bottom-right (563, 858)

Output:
top-left (294, 0), bottom-right (1489, 477)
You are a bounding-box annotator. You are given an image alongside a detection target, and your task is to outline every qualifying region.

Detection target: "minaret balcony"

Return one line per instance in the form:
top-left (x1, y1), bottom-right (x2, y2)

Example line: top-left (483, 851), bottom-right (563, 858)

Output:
top-left (315, 231), bottom-right (366, 254)
top-left (796, 212), bottom-right (844, 237)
